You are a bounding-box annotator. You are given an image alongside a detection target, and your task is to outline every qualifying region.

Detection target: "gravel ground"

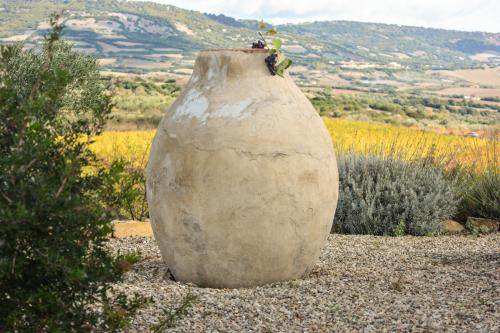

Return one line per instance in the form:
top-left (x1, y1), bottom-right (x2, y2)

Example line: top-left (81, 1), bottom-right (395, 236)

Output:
top-left (110, 234), bottom-right (500, 332)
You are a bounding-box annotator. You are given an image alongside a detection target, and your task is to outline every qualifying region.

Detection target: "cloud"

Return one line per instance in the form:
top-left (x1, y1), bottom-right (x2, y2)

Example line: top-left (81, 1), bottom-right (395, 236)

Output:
top-left (137, 0), bottom-right (500, 32)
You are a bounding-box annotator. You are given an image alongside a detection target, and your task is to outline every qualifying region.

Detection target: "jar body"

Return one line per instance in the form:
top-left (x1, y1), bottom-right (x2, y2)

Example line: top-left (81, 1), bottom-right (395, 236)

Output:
top-left (147, 50), bottom-right (338, 288)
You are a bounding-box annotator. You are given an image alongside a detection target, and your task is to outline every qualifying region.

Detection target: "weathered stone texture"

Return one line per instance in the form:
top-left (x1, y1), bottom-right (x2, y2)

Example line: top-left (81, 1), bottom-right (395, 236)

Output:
top-left (147, 49), bottom-right (338, 288)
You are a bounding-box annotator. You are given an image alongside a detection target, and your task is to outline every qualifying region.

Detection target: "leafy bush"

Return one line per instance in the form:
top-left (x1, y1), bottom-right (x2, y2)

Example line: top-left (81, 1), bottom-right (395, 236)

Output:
top-left (109, 77), bottom-right (179, 129)
top-left (457, 168), bottom-right (499, 221)
top-left (0, 17), bottom-right (141, 331)
top-left (450, 138), bottom-right (499, 222)
top-left (99, 160), bottom-right (149, 221)
top-left (333, 152), bottom-right (458, 236)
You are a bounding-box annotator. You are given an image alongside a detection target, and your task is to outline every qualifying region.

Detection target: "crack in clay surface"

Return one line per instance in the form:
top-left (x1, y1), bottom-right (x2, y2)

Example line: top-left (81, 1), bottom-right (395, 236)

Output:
top-left (147, 50), bottom-right (338, 288)
top-left (183, 142), bottom-right (332, 160)
top-left (210, 99), bottom-right (254, 120)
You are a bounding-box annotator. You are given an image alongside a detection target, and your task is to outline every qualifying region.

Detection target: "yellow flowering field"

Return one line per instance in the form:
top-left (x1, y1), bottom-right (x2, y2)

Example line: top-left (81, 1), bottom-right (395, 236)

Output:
top-left (92, 118), bottom-right (497, 172)
top-left (92, 130), bottom-right (155, 168)
top-left (323, 118), bottom-right (497, 171)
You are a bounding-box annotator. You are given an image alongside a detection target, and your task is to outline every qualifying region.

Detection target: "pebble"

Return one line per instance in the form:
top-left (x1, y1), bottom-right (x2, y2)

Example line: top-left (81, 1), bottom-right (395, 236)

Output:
top-left (110, 234), bottom-right (500, 332)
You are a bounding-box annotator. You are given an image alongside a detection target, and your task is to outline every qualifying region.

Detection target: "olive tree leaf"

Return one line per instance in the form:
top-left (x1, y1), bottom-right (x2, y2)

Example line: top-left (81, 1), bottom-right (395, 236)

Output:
top-left (258, 19), bottom-right (266, 29)
top-left (275, 58), bottom-right (293, 77)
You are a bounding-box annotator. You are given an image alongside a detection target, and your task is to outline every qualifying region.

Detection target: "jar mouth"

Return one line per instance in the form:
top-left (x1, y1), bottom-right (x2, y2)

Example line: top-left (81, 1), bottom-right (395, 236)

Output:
top-left (200, 48), bottom-right (269, 53)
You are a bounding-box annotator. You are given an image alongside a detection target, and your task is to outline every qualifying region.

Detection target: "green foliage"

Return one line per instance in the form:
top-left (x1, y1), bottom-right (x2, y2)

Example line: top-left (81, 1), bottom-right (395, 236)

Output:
top-left (457, 169), bottom-right (499, 221)
top-left (100, 293), bottom-right (146, 331)
top-left (0, 17), bottom-right (141, 331)
top-left (121, 251), bottom-right (143, 267)
top-left (334, 152), bottom-right (458, 236)
top-left (99, 160), bottom-right (149, 221)
top-left (310, 91), bottom-right (497, 128)
top-left (272, 38), bottom-right (282, 49)
top-left (256, 20), bottom-right (293, 77)
top-left (279, 21), bottom-right (500, 69)
top-left (151, 291), bottom-right (197, 332)
top-left (275, 58), bottom-right (292, 77)
top-left (393, 220), bottom-right (407, 237)
top-left (311, 93), bottom-right (362, 116)
top-left (481, 97), bottom-right (500, 102)
top-left (109, 78), bottom-right (179, 128)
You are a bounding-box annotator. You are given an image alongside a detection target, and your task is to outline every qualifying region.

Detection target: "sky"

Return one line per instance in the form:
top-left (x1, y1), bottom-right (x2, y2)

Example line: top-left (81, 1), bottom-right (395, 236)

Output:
top-left (137, 0), bottom-right (500, 33)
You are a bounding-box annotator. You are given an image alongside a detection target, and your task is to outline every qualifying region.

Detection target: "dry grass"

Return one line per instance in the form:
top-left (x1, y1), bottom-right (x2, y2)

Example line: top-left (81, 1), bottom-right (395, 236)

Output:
top-left (97, 58), bottom-right (116, 65)
top-left (469, 53), bottom-right (499, 62)
top-left (437, 67), bottom-right (500, 86)
top-left (437, 87), bottom-right (500, 98)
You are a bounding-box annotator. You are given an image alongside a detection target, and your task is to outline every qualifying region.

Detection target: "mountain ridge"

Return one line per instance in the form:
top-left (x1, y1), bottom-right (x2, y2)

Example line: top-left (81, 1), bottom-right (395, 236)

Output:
top-left (0, 0), bottom-right (499, 73)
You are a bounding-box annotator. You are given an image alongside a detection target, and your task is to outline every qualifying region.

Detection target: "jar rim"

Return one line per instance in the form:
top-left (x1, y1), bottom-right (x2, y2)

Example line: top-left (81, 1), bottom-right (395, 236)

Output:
top-left (200, 48), bottom-right (269, 53)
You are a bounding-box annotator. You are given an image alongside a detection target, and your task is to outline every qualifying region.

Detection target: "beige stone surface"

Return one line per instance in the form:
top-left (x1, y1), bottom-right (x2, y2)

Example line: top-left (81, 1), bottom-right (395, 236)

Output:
top-left (444, 220), bottom-right (465, 234)
top-left (466, 217), bottom-right (498, 233)
top-left (112, 221), bottom-right (153, 238)
top-left (147, 49), bottom-right (338, 288)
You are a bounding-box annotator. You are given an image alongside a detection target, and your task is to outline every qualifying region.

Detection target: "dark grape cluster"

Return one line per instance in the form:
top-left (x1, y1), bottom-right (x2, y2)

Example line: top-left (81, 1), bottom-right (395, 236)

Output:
top-left (265, 53), bottom-right (278, 76)
top-left (252, 40), bottom-right (265, 49)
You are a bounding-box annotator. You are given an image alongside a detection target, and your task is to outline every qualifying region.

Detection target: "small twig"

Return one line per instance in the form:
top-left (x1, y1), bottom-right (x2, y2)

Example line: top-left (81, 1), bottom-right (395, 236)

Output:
top-left (54, 176), bottom-right (68, 199)
top-left (140, 186), bottom-right (148, 221)
top-left (11, 244), bottom-right (18, 275)
top-left (258, 32), bottom-right (269, 49)
top-left (21, 158), bottom-right (38, 173)
top-left (152, 291), bottom-right (197, 332)
top-left (0, 190), bottom-right (13, 204)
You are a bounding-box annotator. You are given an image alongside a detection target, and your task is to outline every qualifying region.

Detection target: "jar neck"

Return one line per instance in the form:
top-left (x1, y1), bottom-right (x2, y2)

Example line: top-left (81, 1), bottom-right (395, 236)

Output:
top-left (189, 49), bottom-right (274, 84)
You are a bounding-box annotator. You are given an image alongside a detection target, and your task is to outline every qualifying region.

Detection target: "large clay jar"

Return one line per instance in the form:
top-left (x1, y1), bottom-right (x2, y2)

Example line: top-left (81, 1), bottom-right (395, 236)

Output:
top-left (147, 49), bottom-right (338, 288)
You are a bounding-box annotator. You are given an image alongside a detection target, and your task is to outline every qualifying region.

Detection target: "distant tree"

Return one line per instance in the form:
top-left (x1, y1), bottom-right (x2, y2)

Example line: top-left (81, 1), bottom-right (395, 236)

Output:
top-left (0, 14), bottom-right (141, 331)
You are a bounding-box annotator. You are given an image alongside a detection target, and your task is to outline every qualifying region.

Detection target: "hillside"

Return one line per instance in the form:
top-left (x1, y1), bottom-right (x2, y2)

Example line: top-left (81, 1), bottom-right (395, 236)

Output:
top-left (1, 0), bottom-right (499, 74)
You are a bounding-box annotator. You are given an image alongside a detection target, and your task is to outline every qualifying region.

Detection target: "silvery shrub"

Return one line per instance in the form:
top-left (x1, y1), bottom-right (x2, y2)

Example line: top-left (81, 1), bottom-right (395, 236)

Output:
top-left (334, 152), bottom-right (458, 236)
